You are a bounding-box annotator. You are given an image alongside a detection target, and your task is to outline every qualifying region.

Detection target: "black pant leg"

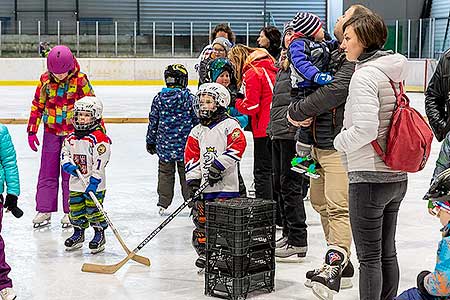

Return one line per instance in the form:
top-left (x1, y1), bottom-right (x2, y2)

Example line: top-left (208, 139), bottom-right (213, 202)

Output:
top-left (271, 140), bottom-right (285, 229)
top-left (253, 137), bottom-right (273, 200)
top-left (157, 160), bottom-right (176, 209)
top-left (279, 139), bottom-right (308, 246)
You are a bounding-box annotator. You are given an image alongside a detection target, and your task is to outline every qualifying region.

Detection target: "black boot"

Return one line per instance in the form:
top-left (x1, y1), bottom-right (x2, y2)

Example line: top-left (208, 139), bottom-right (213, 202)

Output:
top-left (311, 246), bottom-right (347, 300)
top-left (195, 254), bottom-right (206, 269)
top-left (65, 226), bottom-right (85, 251)
top-left (89, 227), bottom-right (106, 254)
top-left (306, 260), bottom-right (354, 289)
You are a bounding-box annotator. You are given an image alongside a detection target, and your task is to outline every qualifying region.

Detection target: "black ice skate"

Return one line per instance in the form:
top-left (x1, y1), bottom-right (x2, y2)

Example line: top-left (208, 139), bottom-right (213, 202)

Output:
top-left (305, 261), bottom-right (354, 289)
top-left (291, 155), bottom-right (320, 179)
top-left (89, 227), bottom-right (106, 254)
top-left (65, 227), bottom-right (85, 251)
top-left (311, 246), bottom-right (347, 300)
top-left (196, 254), bottom-right (206, 274)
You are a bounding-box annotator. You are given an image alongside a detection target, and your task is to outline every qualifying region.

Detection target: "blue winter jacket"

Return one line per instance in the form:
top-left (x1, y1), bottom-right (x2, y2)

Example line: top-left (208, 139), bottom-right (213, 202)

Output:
top-left (0, 124), bottom-right (20, 196)
top-left (146, 88), bottom-right (198, 162)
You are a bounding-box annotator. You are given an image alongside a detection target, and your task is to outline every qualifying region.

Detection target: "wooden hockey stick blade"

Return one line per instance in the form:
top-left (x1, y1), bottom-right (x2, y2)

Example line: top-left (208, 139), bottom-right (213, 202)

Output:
top-left (81, 251), bottom-right (135, 274)
top-left (129, 251), bottom-right (151, 266)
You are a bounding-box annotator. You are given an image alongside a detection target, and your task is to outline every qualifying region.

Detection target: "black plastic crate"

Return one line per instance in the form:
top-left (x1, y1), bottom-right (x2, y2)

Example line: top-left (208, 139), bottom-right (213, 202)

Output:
top-left (206, 246), bottom-right (275, 278)
top-left (206, 198), bottom-right (275, 219)
top-left (207, 208), bottom-right (275, 232)
top-left (205, 270), bottom-right (275, 300)
top-left (206, 225), bottom-right (275, 256)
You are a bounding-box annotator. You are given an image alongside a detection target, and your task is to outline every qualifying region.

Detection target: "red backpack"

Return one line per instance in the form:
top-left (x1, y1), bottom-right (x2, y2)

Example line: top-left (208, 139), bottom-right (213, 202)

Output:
top-left (371, 81), bottom-right (433, 173)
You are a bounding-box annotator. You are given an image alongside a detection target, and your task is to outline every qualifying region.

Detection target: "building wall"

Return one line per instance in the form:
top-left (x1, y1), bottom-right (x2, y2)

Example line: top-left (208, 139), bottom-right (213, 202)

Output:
top-left (343, 0), bottom-right (425, 21)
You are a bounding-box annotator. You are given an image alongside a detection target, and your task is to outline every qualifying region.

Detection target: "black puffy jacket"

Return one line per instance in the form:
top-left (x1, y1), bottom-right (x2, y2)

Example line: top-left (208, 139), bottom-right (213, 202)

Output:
top-left (425, 49), bottom-right (450, 142)
top-left (267, 66), bottom-right (298, 140)
top-left (288, 50), bottom-right (355, 150)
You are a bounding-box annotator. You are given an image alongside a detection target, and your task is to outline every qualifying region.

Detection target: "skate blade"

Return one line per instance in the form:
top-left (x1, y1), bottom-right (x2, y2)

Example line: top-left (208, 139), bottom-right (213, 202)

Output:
top-left (312, 282), bottom-right (337, 300)
top-left (291, 167), bottom-right (306, 174)
top-left (65, 244), bottom-right (83, 251)
top-left (305, 173), bottom-right (320, 179)
top-left (90, 245), bottom-right (105, 254)
top-left (275, 255), bottom-right (307, 263)
top-left (340, 278), bottom-right (353, 289)
top-left (306, 278), bottom-right (352, 289)
top-left (304, 279), bottom-right (313, 288)
top-left (33, 221), bottom-right (51, 229)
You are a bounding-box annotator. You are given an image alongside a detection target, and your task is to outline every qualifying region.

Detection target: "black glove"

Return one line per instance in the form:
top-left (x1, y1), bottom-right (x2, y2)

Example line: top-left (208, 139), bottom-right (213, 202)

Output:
top-left (4, 194), bottom-right (23, 218)
top-left (187, 179), bottom-right (201, 208)
top-left (146, 143), bottom-right (156, 155)
top-left (208, 163), bottom-right (222, 187)
top-left (236, 92), bottom-right (245, 100)
top-left (417, 270), bottom-right (432, 296)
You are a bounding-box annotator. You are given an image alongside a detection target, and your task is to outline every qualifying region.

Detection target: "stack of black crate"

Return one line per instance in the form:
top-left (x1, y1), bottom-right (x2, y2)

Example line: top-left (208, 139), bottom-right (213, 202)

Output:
top-left (205, 198), bottom-right (276, 300)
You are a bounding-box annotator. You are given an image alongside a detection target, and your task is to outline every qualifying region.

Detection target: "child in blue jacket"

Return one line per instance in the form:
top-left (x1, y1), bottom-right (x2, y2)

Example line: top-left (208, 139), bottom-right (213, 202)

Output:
top-left (146, 64), bottom-right (198, 215)
top-left (0, 124), bottom-right (20, 300)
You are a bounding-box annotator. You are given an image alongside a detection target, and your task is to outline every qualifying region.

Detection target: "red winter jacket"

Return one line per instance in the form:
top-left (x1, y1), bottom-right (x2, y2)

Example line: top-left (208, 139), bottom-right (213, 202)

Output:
top-left (236, 50), bottom-right (278, 138)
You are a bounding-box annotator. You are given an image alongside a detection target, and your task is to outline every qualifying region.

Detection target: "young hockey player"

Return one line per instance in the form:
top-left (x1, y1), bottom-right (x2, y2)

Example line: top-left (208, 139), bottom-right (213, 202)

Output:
top-left (146, 64), bottom-right (198, 216)
top-left (185, 83), bottom-right (247, 269)
top-left (287, 12), bottom-right (338, 178)
top-left (395, 178), bottom-right (450, 299)
top-left (61, 96), bottom-right (111, 254)
top-left (0, 124), bottom-right (21, 300)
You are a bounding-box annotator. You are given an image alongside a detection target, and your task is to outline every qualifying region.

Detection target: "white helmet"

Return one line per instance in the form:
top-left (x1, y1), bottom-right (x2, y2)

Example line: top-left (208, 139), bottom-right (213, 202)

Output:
top-left (73, 96), bottom-right (103, 131)
top-left (194, 83), bottom-right (231, 120)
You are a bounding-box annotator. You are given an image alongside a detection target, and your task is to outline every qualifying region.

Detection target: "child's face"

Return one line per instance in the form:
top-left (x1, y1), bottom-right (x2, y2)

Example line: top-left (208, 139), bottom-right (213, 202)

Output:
top-left (212, 44), bottom-right (227, 59)
top-left (75, 111), bottom-right (93, 125)
top-left (216, 71), bottom-right (230, 87)
top-left (284, 29), bottom-right (294, 48)
top-left (52, 71), bottom-right (69, 81)
top-left (314, 28), bottom-right (325, 42)
top-left (438, 208), bottom-right (450, 227)
top-left (199, 94), bottom-right (217, 112)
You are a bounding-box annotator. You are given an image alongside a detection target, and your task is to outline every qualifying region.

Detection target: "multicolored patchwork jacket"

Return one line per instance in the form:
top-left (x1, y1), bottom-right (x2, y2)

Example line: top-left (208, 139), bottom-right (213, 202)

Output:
top-left (27, 59), bottom-right (94, 136)
top-left (424, 234), bottom-right (450, 297)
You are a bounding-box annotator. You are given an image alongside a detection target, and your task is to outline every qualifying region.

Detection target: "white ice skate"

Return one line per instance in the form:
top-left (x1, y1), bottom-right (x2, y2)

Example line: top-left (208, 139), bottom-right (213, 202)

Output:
top-left (60, 213), bottom-right (71, 228)
top-left (32, 212), bottom-right (51, 228)
top-left (0, 287), bottom-right (16, 300)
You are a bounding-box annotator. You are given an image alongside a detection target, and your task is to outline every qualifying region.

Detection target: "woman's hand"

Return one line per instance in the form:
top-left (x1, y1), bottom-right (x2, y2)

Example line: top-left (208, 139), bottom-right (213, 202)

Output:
top-left (287, 111), bottom-right (313, 127)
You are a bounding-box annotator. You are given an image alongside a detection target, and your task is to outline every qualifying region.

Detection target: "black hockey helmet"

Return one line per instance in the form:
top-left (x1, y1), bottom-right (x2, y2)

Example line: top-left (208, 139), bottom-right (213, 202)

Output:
top-left (164, 64), bottom-right (188, 88)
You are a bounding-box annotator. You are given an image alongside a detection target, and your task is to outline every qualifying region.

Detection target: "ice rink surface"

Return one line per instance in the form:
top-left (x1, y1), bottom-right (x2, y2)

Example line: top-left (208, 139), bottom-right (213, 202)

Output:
top-left (0, 86), bottom-right (441, 300)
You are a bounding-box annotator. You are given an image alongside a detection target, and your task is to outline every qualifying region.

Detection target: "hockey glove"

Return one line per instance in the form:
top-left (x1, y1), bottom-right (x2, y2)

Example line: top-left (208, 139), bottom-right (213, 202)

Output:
top-left (27, 133), bottom-right (40, 152)
top-left (313, 72), bottom-right (333, 85)
top-left (417, 270), bottom-right (432, 296)
top-left (208, 163), bottom-right (223, 187)
top-left (62, 162), bottom-right (79, 177)
top-left (187, 179), bottom-right (201, 208)
top-left (85, 177), bottom-right (101, 194)
top-left (4, 194), bottom-right (23, 218)
top-left (146, 143), bottom-right (157, 155)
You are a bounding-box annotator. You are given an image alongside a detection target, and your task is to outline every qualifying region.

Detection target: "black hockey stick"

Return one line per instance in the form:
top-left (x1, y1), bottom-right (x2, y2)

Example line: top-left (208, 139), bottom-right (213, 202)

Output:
top-left (82, 182), bottom-right (209, 274)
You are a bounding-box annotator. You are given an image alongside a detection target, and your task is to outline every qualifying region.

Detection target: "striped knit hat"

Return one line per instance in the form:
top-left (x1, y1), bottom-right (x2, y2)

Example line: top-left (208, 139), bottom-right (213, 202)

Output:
top-left (291, 12), bottom-right (323, 37)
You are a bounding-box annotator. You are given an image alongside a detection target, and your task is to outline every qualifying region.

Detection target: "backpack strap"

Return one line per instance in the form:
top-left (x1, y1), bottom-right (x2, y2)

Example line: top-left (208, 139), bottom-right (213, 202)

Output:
top-left (370, 79), bottom-right (405, 161)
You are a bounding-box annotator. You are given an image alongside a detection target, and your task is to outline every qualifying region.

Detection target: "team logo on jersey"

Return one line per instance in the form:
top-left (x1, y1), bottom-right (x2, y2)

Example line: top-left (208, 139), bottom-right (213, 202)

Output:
top-left (97, 144), bottom-right (106, 155)
top-left (231, 129), bottom-right (241, 140)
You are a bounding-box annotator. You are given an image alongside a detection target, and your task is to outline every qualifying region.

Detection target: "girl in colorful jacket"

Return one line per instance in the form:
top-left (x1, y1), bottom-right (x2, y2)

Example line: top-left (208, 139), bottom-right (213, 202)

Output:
top-left (0, 124), bottom-right (20, 300)
top-left (228, 45), bottom-right (277, 200)
top-left (27, 45), bottom-right (94, 229)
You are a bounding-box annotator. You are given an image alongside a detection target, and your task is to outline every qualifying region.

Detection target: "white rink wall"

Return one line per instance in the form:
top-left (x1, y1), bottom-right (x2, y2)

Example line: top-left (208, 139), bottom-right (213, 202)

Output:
top-left (0, 57), bottom-right (435, 90)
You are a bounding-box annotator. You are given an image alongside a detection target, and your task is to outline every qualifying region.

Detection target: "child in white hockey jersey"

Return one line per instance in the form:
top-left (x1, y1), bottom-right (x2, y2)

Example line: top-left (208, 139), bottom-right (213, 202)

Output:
top-left (61, 96), bottom-right (111, 254)
top-left (184, 83), bottom-right (247, 268)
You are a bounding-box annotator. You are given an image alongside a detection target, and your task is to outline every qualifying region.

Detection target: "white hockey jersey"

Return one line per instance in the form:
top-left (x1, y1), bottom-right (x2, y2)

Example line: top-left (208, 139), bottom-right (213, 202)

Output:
top-left (184, 117), bottom-right (247, 200)
top-left (61, 129), bottom-right (111, 192)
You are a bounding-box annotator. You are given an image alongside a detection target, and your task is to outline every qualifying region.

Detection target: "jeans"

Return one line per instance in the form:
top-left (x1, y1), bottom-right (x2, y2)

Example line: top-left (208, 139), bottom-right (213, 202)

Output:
top-left (272, 139), bottom-right (309, 247)
top-left (349, 180), bottom-right (408, 300)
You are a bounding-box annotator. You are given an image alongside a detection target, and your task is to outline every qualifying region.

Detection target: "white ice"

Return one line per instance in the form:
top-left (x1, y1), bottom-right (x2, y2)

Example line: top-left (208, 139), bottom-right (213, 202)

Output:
top-left (0, 87), bottom-right (440, 300)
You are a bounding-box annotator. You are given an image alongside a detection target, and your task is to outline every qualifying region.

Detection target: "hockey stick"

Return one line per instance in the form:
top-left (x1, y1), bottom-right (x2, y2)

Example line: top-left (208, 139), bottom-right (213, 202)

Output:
top-left (82, 182), bottom-right (209, 274)
top-left (75, 169), bottom-right (151, 267)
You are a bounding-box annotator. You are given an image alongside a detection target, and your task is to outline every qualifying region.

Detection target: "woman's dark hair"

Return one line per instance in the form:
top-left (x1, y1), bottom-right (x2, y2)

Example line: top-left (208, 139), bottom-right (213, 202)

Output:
top-left (343, 12), bottom-right (387, 52)
top-left (211, 23), bottom-right (236, 44)
top-left (260, 26), bottom-right (281, 58)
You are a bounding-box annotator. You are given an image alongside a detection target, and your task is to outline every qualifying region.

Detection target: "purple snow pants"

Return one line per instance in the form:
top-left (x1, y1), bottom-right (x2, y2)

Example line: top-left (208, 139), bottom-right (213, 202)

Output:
top-left (35, 131), bottom-right (69, 213)
top-left (0, 197), bottom-right (12, 290)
